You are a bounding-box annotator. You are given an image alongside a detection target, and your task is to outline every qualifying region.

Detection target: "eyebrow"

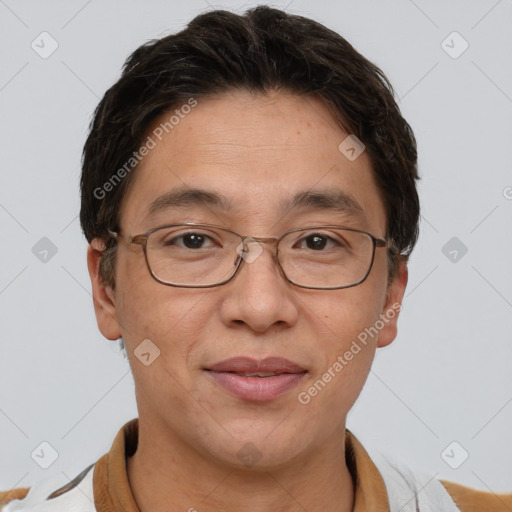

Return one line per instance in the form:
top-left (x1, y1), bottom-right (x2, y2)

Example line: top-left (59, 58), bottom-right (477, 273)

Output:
top-left (145, 187), bottom-right (366, 222)
top-left (147, 188), bottom-right (232, 216)
top-left (285, 189), bottom-right (366, 221)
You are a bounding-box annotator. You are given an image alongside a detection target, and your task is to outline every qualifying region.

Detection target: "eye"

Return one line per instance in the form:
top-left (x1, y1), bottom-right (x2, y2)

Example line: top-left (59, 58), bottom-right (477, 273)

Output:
top-left (294, 233), bottom-right (344, 251)
top-left (162, 231), bottom-right (218, 249)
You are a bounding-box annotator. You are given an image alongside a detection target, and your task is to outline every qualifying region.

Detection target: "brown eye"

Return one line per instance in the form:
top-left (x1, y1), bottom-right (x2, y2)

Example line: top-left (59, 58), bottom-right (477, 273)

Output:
top-left (294, 233), bottom-right (344, 251)
top-left (168, 233), bottom-right (209, 249)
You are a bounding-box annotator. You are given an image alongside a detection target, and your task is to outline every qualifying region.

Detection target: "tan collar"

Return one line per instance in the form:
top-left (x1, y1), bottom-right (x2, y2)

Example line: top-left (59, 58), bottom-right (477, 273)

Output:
top-left (92, 418), bottom-right (390, 512)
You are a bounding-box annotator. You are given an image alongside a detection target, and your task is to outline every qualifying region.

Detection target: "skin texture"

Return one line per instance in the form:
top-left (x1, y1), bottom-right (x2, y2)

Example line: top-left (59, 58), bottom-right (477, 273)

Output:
top-left (87, 89), bottom-right (408, 512)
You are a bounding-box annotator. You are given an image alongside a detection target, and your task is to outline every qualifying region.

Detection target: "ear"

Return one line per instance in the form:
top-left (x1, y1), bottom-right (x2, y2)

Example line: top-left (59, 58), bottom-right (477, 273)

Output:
top-left (376, 258), bottom-right (408, 348)
top-left (87, 239), bottom-right (122, 340)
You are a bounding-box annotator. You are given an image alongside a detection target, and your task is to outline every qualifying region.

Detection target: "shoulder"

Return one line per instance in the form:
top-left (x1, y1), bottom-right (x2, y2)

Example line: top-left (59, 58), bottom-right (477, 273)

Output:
top-left (441, 479), bottom-right (512, 512)
top-left (0, 463), bottom-right (96, 511)
top-left (0, 488), bottom-right (30, 509)
top-left (366, 447), bottom-right (511, 512)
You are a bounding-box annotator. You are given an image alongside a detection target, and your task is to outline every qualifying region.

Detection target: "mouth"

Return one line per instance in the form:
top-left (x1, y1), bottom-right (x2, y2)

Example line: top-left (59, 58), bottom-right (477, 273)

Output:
top-left (204, 357), bottom-right (307, 402)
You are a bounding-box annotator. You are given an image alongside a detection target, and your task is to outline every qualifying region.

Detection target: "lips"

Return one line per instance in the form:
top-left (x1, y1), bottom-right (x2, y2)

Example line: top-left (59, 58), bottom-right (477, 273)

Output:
top-left (207, 356), bottom-right (306, 374)
top-left (205, 357), bottom-right (307, 401)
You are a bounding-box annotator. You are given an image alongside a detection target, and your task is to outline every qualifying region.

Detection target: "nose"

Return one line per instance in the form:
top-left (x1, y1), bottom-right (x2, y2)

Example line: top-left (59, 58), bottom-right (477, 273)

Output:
top-left (219, 240), bottom-right (300, 333)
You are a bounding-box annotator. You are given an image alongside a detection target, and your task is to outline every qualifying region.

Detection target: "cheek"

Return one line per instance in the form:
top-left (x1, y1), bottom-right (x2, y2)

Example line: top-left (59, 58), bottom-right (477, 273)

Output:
top-left (309, 283), bottom-right (385, 351)
top-left (114, 250), bottom-right (212, 374)
top-left (298, 286), bottom-right (385, 410)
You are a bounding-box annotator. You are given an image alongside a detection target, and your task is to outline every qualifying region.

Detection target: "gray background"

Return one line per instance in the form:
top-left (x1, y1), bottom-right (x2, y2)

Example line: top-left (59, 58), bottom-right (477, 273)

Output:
top-left (1, 0), bottom-right (511, 496)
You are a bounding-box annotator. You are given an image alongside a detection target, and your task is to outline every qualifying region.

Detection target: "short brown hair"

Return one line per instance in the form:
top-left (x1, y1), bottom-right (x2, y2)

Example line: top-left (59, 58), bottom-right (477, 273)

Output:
top-left (80, 5), bottom-right (420, 288)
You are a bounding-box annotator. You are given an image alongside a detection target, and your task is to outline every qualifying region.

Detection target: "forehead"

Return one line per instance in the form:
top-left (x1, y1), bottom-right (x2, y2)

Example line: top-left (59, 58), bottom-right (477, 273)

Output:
top-left (120, 89), bottom-right (386, 235)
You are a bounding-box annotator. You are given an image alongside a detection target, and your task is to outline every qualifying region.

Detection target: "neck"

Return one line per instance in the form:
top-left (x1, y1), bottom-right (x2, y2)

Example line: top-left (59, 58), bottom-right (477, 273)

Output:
top-left (126, 417), bottom-right (355, 512)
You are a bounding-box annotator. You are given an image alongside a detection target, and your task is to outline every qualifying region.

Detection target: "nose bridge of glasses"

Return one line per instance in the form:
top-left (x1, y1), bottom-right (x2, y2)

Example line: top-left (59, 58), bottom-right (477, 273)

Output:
top-left (243, 236), bottom-right (281, 254)
top-left (243, 235), bottom-right (279, 245)
top-left (234, 235), bottom-right (281, 267)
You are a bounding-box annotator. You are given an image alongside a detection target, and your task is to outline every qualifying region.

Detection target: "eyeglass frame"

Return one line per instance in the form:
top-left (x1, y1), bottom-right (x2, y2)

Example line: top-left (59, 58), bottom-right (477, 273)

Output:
top-left (107, 222), bottom-right (396, 290)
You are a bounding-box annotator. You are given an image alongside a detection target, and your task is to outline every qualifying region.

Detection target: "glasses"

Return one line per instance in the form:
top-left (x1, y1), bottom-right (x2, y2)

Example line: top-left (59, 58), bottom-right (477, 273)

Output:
top-left (108, 222), bottom-right (394, 290)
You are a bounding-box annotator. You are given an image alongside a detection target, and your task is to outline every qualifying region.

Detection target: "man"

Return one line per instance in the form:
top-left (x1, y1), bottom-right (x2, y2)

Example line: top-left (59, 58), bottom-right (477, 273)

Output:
top-left (1, 5), bottom-right (510, 512)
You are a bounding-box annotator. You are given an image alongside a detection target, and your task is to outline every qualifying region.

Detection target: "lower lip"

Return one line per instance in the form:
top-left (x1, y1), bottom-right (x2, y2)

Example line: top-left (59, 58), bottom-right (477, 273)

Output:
top-left (206, 371), bottom-right (306, 401)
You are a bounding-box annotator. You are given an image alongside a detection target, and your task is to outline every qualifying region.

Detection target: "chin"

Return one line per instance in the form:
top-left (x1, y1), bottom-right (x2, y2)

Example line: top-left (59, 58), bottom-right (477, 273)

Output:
top-left (203, 427), bottom-right (309, 471)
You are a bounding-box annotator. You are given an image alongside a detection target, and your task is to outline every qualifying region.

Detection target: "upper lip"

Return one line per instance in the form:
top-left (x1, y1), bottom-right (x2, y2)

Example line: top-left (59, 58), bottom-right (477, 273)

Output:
top-left (206, 357), bottom-right (307, 374)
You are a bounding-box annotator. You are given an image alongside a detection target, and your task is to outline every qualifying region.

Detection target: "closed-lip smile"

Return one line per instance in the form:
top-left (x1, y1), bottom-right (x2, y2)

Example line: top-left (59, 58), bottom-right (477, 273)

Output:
top-left (204, 357), bottom-right (307, 401)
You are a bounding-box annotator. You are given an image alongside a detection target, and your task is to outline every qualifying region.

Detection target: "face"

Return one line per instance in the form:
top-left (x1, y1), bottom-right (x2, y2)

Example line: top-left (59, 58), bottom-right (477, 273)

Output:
top-left (88, 89), bottom-right (407, 469)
